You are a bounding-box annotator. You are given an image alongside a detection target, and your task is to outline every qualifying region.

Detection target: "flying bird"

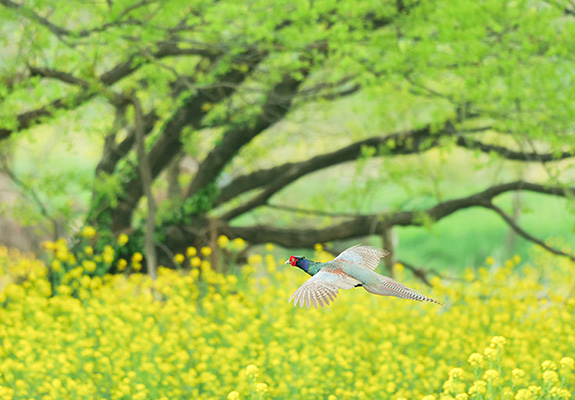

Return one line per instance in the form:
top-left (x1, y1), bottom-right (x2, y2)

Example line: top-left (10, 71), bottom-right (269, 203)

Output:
top-left (286, 245), bottom-right (442, 308)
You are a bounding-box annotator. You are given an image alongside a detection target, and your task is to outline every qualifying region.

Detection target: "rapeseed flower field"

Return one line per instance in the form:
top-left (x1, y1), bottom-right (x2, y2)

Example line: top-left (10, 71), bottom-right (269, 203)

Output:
top-left (0, 237), bottom-right (574, 400)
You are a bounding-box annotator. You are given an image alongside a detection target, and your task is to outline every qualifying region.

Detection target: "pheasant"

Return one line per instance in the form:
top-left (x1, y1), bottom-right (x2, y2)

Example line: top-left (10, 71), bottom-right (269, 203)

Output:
top-left (286, 245), bottom-right (442, 308)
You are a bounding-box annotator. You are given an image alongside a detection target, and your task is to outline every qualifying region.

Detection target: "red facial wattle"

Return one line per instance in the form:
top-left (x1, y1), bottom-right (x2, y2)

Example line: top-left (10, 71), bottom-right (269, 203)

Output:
top-left (288, 255), bottom-right (297, 266)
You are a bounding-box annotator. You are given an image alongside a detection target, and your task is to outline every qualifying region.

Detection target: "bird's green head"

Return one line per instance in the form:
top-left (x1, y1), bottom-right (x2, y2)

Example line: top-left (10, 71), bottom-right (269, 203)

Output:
top-left (285, 255), bottom-right (310, 272)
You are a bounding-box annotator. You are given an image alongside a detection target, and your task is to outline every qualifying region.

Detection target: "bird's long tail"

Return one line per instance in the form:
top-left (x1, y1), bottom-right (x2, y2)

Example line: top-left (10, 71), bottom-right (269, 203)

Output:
top-left (363, 275), bottom-right (442, 305)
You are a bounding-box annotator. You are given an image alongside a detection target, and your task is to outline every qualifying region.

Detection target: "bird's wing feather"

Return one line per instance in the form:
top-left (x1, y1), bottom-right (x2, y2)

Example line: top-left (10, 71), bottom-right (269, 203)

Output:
top-left (289, 270), bottom-right (361, 309)
top-left (363, 274), bottom-right (443, 305)
top-left (334, 245), bottom-right (389, 271)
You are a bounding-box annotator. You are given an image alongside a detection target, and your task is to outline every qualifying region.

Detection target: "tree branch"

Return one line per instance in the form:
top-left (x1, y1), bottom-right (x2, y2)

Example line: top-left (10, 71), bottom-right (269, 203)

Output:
top-left (214, 181), bottom-right (575, 248)
top-left (0, 0), bottom-right (75, 39)
top-left (96, 110), bottom-right (159, 175)
top-left (109, 48), bottom-right (266, 232)
top-left (265, 203), bottom-right (360, 218)
top-left (319, 83), bottom-right (362, 100)
top-left (0, 0), bottom-right (155, 40)
top-left (28, 66), bottom-right (91, 88)
top-left (184, 63), bottom-right (312, 199)
top-left (218, 125), bottom-right (453, 220)
top-left (216, 124), bottom-right (494, 208)
top-left (0, 41), bottom-right (214, 142)
top-left (396, 259), bottom-right (433, 286)
top-left (298, 75), bottom-right (361, 101)
top-left (0, 91), bottom-right (96, 141)
top-left (98, 41), bottom-right (216, 87)
top-left (456, 136), bottom-right (575, 163)
top-left (217, 126), bottom-right (572, 220)
top-left (130, 93), bottom-right (158, 280)
top-left (485, 202), bottom-right (575, 262)
top-left (0, 163), bottom-right (60, 239)
top-left (28, 65), bottom-right (131, 107)
top-left (544, 0), bottom-right (575, 17)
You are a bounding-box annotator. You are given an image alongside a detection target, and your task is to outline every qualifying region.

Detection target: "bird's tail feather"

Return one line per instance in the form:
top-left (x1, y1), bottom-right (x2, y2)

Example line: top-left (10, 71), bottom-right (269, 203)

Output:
top-left (363, 275), bottom-right (442, 305)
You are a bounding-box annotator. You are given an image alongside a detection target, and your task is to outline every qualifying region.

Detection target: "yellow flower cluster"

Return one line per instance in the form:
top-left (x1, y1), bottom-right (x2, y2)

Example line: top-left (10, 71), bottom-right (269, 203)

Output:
top-left (0, 244), bottom-right (574, 399)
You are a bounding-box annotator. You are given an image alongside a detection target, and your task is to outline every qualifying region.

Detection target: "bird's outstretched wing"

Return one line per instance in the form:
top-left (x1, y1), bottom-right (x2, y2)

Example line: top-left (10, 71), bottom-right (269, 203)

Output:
top-left (334, 245), bottom-right (389, 271)
top-left (289, 270), bottom-right (360, 309)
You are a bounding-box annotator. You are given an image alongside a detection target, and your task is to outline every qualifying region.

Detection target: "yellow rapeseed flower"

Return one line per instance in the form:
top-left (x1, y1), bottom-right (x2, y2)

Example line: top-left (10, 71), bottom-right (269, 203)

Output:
top-left (117, 259), bottom-right (127, 271)
top-left (541, 360), bottom-right (557, 371)
top-left (512, 368), bottom-right (525, 380)
top-left (485, 256), bottom-right (495, 265)
top-left (217, 235), bottom-right (229, 248)
top-left (248, 254), bottom-right (263, 264)
top-left (103, 245), bottom-right (114, 255)
top-left (463, 268), bottom-right (475, 282)
top-left (515, 388), bottom-right (532, 400)
top-left (469, 380), bottom-right (487, 395)
top-left (132, 252), bottom-right (143, 262)
top-left (56, 246), bottom-right (68, 261)
top-left (491, 336), bottom-right (506, 348)
top-left (528, 386), bottom-right (542, 396)
top-left (232, 237), bottom-right (246, 248)
top-left (82, 260), bottom-right (97, 273)
top-left (51, 259), bottom-right (61, 272)
top-left (2, 240), bottom-right (575, 399)
top-left (468, 353), bottom-right (484, 367)
top-left (246, 364), bottom-right (259, 376)
top-left (187, 247), bottom-right (197, 257)
top-left (82, 226), bottom-right (96, 238)
top-left (227, 391), bottom-right (240, 400)
top-left (190, 257), bottom-right (201, 267)
top-left (200, 260), bottom-right (211, 271)
top-left (103, 252), bottom-right (114, 264)
top-left (449, 368), bottom-right (465, 380)
top-left (542, 370), bottom-right (559, 384)
top-left (174, 254), bottom-right (185, 264)
top-left (430, 276), bottom-right (442, 287)
top-left (265, 243), bottom-right (274, 252)
top-left (484, 347), bottom-right (498, 359)
top-left (117, 234), bottom-right (129, 246)
top-left (256, 382), bottom-right (268, 393)
top-left (43, 241), bottom-right (56, 251)
top-left (201, 246), bottom-right (212, 256)
top-left (560, 356), bottom-right (575, 370)
top-left (483, 369), bottom-right (499, 381)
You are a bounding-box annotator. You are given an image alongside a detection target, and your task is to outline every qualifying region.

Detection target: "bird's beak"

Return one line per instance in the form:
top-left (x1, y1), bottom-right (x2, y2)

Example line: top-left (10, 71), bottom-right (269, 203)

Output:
top-left (284, 259), bottom-right (290, 264)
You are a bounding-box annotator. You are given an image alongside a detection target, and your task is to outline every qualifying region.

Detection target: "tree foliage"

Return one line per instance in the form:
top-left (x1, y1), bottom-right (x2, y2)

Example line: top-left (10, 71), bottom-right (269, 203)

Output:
top-left (2, 0), bottom-right (575, 272)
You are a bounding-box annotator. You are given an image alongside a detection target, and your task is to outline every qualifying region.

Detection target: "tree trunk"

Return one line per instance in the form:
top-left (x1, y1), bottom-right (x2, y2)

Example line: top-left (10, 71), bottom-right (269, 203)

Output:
top-left (504, 191), bottom-right (522, 258)
top-left (381, 227), bottom-right (396, 278)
